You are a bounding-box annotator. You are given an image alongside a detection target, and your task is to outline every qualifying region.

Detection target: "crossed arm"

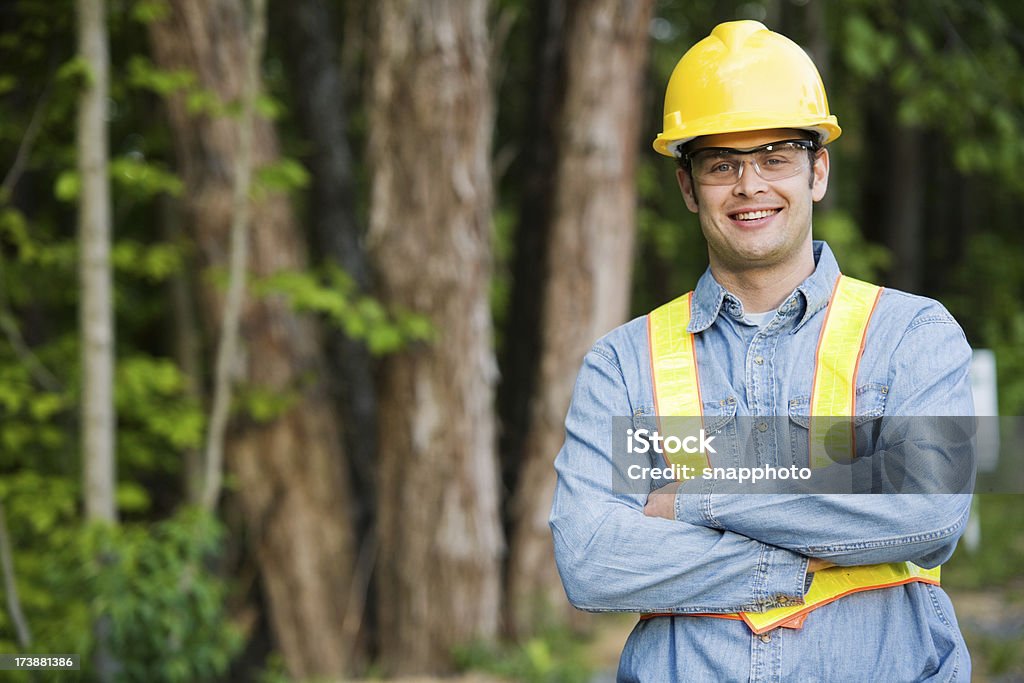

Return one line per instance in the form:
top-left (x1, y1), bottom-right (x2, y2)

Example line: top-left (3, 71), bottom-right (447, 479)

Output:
top-left (550, 319), bottom-right (973, 613)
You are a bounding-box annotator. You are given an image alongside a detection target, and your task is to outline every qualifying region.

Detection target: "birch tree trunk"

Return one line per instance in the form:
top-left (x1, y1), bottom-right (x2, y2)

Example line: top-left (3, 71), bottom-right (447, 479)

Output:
top-left (77, 1), bottom-right (118, 678)
top-left (505, 0), bottom-right (654, 639)
top-left (77, 0), bottom-right (116, 526)
top-left (149, 1), bottom-right (358, 677)
top-left (368, 0), bottom-right (504, 673)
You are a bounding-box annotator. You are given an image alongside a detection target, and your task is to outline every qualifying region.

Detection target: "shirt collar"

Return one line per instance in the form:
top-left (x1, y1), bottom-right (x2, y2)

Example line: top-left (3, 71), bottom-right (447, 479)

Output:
top-left (686, 241), bottom-right (841, 334)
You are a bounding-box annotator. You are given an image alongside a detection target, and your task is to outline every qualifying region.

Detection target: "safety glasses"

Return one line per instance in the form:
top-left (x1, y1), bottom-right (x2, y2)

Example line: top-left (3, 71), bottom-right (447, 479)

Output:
top-left (683, 139), bottom-right (819, 186)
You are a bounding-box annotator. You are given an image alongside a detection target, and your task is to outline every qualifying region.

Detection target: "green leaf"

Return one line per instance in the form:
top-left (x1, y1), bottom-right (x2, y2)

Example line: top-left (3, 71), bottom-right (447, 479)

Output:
top-left (254, 158), bottom-right (310, 195)
top-left (54, 170), bottom-right (79, 201)
top-left (131, 0), bottom-right (171, 24)
top-left (55, 55), bottom-right (90, 86)
top-left (126, 56), bottom-right (196, 95)
top-left (28, 392), bottom-right (64, 420)
top-left (0, 74), bottom-right (17, 96)
top-left (115, 482), bottom-right (151, 512)
top-left (255, 94), bottom-right (285, 120)
top-left (111, 156), bottom-right (184, 199)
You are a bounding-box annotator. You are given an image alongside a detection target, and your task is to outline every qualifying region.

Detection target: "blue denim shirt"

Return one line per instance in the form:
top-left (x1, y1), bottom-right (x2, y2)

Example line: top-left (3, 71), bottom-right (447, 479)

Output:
top-left (549, 242), bottom-right (973, 682)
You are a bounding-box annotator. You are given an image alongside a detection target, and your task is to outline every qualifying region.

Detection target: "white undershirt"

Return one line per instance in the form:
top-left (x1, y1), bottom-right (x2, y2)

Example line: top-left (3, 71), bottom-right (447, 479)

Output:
top-left (744, 310), bottom-right (775, 327)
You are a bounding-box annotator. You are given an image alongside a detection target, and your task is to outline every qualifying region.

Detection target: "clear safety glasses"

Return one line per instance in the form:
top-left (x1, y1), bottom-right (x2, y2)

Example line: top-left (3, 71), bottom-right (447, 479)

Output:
top-left (683, 139), bottom-right (819, 186)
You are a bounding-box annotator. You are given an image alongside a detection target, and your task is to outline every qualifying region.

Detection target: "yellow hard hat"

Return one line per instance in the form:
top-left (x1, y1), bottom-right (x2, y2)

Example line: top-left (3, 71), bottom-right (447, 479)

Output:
top-left (653, 20), bottom-right (841, 157)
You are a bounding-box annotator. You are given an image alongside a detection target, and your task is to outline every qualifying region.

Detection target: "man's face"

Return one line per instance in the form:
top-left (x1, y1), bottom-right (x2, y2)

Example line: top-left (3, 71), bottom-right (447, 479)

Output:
top-left (676, 128), bottom-right (829, 274)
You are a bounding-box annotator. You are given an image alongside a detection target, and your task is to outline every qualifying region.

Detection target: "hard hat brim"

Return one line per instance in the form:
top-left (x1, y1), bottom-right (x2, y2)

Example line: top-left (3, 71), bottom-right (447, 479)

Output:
top-left (654, 114), bottom-right (841, 157)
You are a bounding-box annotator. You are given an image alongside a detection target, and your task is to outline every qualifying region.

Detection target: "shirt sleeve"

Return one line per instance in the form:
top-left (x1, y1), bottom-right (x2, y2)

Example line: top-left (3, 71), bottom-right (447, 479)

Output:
top-left (674, 315), bottom-right (974, 567)
top-left (549, 346), bottom-right (810, 613)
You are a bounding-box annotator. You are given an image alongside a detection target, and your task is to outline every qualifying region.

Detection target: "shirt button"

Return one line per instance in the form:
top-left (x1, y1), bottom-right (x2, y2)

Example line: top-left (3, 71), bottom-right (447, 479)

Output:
top-left (757, 421), bottom-right (768, 432)
top-left (753, 355), bottom-right (764, 365)
top-left (759, 633), bottom-right (772, 643)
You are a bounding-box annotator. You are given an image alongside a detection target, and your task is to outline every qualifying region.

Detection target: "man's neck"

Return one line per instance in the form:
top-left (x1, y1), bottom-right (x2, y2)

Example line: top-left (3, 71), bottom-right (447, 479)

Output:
top-left (710, 250), bottom-right (816, 314)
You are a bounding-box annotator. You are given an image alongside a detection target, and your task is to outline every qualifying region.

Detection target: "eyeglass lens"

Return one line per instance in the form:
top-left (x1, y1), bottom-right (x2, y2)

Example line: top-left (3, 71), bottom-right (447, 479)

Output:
top-left (689, 141), bottom-right (813, 185)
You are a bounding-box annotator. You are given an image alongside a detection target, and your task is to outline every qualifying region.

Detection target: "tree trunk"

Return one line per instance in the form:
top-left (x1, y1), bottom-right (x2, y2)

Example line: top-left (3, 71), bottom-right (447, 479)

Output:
top-left (0, 499), bottom-right (31, 650)
top-left (76, 2), bottom-right (118, 679)
top-left (804, 0), bottom-right (836, 213)
top-left (505, 0), bottom-right (653, 639)
top-left (497, 0), bottom-right (568, 524)
top-left (77, 0), bottom-right (116, 526)
top-left (277, 0), bottom-right (378, 541)
top-left (161, 196), bottom-right (205, 504)
top-left (882, 125), bottom-right (923, 291)
top-left (148, 1), bottom-right (358, 677)
top-left (368, 0), bottom-right (503, 674)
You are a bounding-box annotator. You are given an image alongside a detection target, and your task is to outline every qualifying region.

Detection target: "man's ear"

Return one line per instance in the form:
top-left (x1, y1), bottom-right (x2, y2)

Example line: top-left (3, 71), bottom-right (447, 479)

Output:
top-left (676, 167), bottom-right (700, 213)
top-left (811, 147), bottom-right (830, 202)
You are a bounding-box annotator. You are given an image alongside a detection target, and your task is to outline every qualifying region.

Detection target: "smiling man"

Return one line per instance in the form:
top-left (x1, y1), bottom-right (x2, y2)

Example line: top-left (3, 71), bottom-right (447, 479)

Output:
top-left (550, 20), bottom-right (974, 682)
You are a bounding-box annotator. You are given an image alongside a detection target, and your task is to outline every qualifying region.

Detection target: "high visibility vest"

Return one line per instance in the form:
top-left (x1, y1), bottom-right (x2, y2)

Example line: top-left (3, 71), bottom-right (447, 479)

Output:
top-left (643, 274), bottom-right (940, 634)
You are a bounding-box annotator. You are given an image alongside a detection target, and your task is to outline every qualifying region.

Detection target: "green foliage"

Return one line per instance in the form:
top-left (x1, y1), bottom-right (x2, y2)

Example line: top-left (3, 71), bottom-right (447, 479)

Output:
top-left (252, 267), bottom-right (434, 354)
top-left (126, 56), bottom-right (197, 96)
top-left (234, 384), bottom-right (298, 424)
top-left (944, 495), bottom-right (1024, 589)
top-left (115, 355), bottom-right (205, 474)
top-left (111, 157), bottom-right (184, 199)
top-left (0, 353), bottom-right (72, 463)
top-left (254, 158), bottom-right (310, 197)
top-left (55, 157), bottom-right (184, 203)
top-left (0, 507), bottom-right (241, 682)
top-left (131, 0), bottom-right (171, 25)
top-left (841, 14), bottom-right (898, 79)
top-left (78, 510), bottom-right (242, 682)
top-left (454, 627), bottom-right (595, 683)
top-left (837, 0), bottom-right (1024, 192)
top-left (56, 55), bottom-right (92, 88)
top-left (947, 232), bottom-right (1024, 413)
top-left (813, 211), bottom-right (891, 282)
top-left (112, 241), bottom-right (184, 282)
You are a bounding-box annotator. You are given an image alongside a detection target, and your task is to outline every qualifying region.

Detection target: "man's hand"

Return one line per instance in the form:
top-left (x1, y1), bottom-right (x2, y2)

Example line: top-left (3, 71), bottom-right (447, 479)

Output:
top-left (643, 481), bottom-right (682, 519)
top-left (806, 558), bottom-right (835, 573)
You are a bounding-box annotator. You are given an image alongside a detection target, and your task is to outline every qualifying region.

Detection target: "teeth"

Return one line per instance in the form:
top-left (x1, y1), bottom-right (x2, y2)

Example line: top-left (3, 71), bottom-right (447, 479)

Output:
top-left (735, 209), bottom-right (777, 220)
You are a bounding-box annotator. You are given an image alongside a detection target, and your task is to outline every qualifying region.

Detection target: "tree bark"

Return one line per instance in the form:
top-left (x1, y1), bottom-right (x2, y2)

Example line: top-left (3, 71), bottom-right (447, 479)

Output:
top-left (882, 125), bottom-right (923, 291)
top-left (0, 499), bottom-right (31, 649)
top-left (148, 1), bottom-right (358, 677)
top-left (77, 2), bottom-right (119, 679)
top-left (497, 0), bottom-right (567, 523)
top-left (368, 0), bottom-right (503, 673)
top-left (804, 0), bottom-right (836, 213)
top-left (201, 0), bottom-right (265, 514)
top-left (77, 0), bottom-right (116, 526)
top-left (277, 0), bottom-right (378, 541)
top-left (505, 0), bottom-right (653, 639)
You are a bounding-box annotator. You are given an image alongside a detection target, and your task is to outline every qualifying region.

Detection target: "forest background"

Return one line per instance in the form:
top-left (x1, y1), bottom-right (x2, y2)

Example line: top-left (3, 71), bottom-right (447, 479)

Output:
top-left (1, 0), bottom-right (1023, 681)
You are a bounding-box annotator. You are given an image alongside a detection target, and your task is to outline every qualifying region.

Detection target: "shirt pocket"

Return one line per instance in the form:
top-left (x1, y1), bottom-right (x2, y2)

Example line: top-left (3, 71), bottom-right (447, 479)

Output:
top-left (788, 383), bottom-right (888, 467)
top-left (633, 397), bottom-right (738, 468)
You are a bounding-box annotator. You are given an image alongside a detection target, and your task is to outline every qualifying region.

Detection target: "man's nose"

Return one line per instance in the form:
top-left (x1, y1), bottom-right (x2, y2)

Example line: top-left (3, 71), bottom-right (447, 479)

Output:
top-left (732, 159), bottom-right (769, 196)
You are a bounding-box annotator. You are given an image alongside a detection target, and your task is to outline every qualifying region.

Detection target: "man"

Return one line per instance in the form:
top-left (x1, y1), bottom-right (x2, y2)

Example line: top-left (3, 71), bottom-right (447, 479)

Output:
top-left (549, 20), bottom-right (973, 681)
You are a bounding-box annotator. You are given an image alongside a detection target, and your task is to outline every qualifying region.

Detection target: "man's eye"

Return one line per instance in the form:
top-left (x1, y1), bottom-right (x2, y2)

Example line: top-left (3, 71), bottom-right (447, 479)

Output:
top-left (763, 156), bottom-right (792, 167)
top-left (708, 161), bottom-right (737, 174)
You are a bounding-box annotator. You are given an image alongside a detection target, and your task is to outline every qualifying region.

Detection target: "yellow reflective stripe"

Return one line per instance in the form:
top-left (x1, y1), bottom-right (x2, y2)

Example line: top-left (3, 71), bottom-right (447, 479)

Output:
top-left (649, 292), bottom-right (701, 417)
top-left (648, 293), bottom-right (707, 472)
top-left (741, 564), bottom-right (941, 634)
top-left (809, 276), bottom-right (882, 468)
